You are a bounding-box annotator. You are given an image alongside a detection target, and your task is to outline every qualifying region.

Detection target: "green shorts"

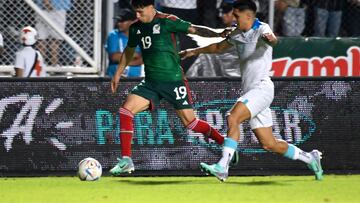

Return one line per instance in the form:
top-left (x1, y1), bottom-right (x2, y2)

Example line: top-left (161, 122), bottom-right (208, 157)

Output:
top-left (131, 79), bottom-right (193, 110)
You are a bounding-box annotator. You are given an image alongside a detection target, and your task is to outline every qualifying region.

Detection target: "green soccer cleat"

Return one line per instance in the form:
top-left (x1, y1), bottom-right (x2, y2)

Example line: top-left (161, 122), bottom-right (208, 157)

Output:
top-left (307, 150), bottom-right (323, 180)
top-left (230, 150), bottom-right (239, 167)
top-left (109, 157), bottom-right (135, 176)
top-left (200, 162), bottom-right (228, 182)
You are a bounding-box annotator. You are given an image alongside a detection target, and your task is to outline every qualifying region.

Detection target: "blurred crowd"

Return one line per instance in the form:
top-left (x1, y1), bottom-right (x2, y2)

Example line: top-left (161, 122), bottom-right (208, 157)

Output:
top-left (107, 0), bottom-right (359, 78)
top-left (115, 0), bottom-right (360, 37)
top-left (274, 0), bottom-right (360, 37)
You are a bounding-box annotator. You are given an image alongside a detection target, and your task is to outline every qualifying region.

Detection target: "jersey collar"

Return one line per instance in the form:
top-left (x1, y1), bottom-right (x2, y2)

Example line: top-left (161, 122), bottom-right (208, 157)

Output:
top-left (251, 18), bottom-right (261, 30)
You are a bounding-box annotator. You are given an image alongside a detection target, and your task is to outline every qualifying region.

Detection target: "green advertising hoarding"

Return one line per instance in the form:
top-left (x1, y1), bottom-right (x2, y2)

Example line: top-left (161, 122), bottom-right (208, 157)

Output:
top-left (272, 38), bottom-right (360, 77)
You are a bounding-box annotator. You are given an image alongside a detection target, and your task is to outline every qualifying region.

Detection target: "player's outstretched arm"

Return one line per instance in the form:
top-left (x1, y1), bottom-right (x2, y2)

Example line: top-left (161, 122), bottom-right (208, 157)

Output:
top-left (188, 25), bottom-right (222, 38)
top-left (179, 39), bottom-right (232, 59)
top-left (111, 46), bottom-right (136, 94)
top-left (262, 33), bottom-right (278, 47)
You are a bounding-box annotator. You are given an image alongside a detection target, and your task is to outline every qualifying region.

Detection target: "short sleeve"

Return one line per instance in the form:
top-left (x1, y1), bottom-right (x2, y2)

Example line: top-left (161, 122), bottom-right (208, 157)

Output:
top-left (14, 52), bottom-right (25, 69)
top-left (127, 25), bottom-right (138, 48)
top-left (165, 17), bottom-right (191, 33)
top-left (106, 32), bottom-right (120, 54)
top-left (260, 23), bottom-right (273, 35)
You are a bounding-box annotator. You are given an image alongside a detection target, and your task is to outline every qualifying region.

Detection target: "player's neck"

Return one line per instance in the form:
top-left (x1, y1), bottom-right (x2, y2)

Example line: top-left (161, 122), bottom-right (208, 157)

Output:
top-left (147, 9), bottom-right (157, 23)
top-left (240, 20), bottom-right (255, 32)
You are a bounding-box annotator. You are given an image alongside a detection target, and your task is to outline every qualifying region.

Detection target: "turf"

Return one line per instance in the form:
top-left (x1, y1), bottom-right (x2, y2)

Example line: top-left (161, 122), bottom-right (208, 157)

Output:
top-left (0, 175), bottom-right (359, 203)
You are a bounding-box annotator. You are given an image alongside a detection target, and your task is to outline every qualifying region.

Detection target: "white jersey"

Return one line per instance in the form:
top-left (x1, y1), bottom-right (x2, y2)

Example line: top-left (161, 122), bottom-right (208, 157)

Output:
top-left (14, 46), bottom-right (46, 77)
top-left (227, 20), bottom-right (273, 91)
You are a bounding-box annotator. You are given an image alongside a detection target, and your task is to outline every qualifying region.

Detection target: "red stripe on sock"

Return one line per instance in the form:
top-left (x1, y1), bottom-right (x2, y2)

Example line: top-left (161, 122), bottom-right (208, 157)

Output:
top-left (187, 119), bottom-right (224, 145)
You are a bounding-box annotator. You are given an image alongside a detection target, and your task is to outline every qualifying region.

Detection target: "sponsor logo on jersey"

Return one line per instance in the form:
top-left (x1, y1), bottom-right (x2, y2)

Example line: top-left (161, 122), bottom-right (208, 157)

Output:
top-left (182, 100), bottom-right (188, 105)
top-left (153, 24), bottom-right (160, 34)
top-left (136, 30), bottom-right (141, 34)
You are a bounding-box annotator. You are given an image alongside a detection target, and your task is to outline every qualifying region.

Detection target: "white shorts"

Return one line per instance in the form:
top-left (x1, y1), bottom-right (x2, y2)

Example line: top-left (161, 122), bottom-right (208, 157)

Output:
top-left (237, 79), bottom-right (274, 129)
top-left (35, 10), bottom-right (67, 40)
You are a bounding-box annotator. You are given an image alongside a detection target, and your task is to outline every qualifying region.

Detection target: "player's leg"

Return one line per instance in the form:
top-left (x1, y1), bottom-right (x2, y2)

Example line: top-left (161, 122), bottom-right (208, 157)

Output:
top-left (176, 108), bottom-right (225, 145)
top-left (252, 111), bottom-right (323, 180)
top-left (160, 79), bottom-right (225, 145)
top-left (200, 79), bottom-right (274, 181)
top-left (111, 81), bottom-right (160, 176)
top-left (110, 94), bottom-right (150, 176)
top-left (119, 94), bottom-right (151, 157)
top-left (200, 101), bottom-right (250, 181)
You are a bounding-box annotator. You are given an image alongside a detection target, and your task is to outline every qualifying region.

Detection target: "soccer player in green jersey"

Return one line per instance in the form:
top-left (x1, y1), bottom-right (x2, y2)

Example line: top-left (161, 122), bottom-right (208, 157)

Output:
top-left (109, 0), bottom-right (233, 175)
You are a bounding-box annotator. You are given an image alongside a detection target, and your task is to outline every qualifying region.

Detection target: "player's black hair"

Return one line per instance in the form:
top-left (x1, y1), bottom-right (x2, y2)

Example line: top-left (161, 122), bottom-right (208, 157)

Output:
top-left (131, 0), bottom-right (155, 8)
top-left (221, 2), bottom-right (233, 14)
top-left (233, 0), bottom-right (257, 13)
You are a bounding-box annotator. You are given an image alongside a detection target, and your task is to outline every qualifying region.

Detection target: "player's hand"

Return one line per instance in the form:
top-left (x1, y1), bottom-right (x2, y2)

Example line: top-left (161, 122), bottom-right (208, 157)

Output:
top-left (111, 75), bottom-right (120, 94)
top-left (262, 33), bottom-right (277, 43)
top-left (220, 27), bottom-right (234, 38)
top-left (179, 49), bottom-right (197, 60)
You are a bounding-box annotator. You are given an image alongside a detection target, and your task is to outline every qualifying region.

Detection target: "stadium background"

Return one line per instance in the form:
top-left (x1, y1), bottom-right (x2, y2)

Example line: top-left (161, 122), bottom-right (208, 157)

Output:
top-left (0, 0), bottom-right (359, 177)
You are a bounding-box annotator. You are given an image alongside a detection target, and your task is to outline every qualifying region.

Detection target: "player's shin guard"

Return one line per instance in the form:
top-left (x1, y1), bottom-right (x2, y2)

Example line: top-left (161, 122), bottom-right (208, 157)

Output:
top-left (187, 118), bottom-right (224, 145)
top-left (119, 107), bottom-right (134, 157)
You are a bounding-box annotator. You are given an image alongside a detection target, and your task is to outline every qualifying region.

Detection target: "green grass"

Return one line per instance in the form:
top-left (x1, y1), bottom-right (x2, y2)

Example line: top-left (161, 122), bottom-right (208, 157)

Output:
top-left (0, 175), bottom-right (359, 203)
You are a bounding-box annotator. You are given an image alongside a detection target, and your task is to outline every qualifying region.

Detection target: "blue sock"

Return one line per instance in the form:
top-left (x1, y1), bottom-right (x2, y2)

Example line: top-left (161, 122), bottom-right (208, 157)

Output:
top-left (218, 138), bottom-right (238, 169)
top-left (224, 137), bottom-right (238, 150)
top-left (283, 144), bottom-right (314, 164)
top-left (283, 144), bottom-right (296, 160)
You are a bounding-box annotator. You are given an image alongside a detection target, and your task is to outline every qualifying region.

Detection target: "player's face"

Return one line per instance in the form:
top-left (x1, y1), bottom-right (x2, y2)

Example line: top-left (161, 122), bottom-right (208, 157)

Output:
top-left (233, 9), bottom-right (254, 30)
top-left (222, 11), bottom-right (234, 27)
top-left (134, 5), bottom-right (155, 23)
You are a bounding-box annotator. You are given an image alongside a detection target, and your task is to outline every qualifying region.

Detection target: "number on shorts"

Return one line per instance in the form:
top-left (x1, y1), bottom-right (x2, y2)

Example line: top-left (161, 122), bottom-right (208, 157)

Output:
top-left (174, 86), bottom-right (187, 100)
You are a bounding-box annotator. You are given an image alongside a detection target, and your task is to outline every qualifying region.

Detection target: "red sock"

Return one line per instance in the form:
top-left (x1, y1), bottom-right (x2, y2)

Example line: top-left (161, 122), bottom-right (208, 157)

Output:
top-left (187, 118), bottom-right (224, 145)
top-left (119, 107), bottom-right (134, 157)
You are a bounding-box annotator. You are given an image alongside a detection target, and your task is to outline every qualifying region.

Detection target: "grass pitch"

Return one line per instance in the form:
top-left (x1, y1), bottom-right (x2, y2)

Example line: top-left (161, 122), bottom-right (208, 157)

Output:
top-left (0, 175), bottom-right (359, 203)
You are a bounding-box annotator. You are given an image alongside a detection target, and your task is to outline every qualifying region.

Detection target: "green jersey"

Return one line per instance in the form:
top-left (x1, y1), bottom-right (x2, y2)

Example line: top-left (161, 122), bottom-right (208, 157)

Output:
top-left (127, 12), bottom-right (191, 81)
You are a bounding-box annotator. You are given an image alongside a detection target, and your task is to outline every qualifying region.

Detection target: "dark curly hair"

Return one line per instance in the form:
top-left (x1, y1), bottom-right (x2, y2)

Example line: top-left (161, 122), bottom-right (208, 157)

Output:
top-left (131, 0), bottom-right (155, 9)
top-left (233, 0), bottom-right (257, 13)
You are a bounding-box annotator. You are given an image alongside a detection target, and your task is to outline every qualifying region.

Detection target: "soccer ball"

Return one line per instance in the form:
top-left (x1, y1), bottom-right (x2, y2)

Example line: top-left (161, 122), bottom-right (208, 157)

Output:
top-left (78, 157), bottom-right (102, 181)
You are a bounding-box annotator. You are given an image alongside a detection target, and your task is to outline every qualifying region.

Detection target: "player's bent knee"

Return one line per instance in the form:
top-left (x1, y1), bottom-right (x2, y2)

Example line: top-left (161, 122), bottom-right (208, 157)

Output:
top-left (121, 104), bottom-right (136, 114)
top-left (227, 113), bottom-right (243, 127)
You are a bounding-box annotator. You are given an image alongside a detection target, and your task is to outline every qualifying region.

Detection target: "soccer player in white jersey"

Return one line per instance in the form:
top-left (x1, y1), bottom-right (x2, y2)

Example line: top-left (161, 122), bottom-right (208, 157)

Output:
top-left (180, 0), bottom-right (323, 181)
top-left (14, 26), bottom-right (46, 77)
